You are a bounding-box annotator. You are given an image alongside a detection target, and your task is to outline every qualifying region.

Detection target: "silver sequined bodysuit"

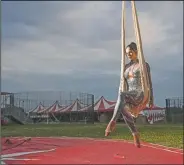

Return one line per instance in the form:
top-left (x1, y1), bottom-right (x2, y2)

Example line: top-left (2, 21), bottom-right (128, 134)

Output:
top-left (122, 61), bottom-right (144, 108)
top-left (110, 60), bottom-right (152, 134)
top-left (124, 61), bottom-right (142, 91)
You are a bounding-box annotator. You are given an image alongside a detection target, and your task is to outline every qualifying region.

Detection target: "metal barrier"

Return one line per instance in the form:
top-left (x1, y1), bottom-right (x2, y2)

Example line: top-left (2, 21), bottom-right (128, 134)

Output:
top-left (1, 91), bottom-right (95, 124)
top-left (2, 106), bottom-right (33, 124)
top-left (165, 97), bottom-right (183, 123)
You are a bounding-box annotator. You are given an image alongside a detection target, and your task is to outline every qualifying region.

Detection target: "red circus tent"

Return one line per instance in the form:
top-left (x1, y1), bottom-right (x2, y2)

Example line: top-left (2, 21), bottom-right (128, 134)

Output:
top-left (38, 101), bottom-right (63, 114)
top-left (78, 105), bottom-right (92, 112)
top-left (93, 96), bottom-right (165, 113)
top-left (28, 102), bottom-right (45, 113)
top-left (29, 96), bottom-right (165, 116)
top-left (58, 99), bottom-right (83, 113)
top-left (94, 96), bottom-right (116, 112)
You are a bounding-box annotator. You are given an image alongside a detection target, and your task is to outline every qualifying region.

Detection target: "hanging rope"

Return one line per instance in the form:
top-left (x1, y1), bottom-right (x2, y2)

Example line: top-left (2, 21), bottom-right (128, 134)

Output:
top-left (131, 0), bottom-right (150, 103)
top-left (120, 1), bottom-right (150, 117)
top-left (119, 1), bottom-right (126, 93)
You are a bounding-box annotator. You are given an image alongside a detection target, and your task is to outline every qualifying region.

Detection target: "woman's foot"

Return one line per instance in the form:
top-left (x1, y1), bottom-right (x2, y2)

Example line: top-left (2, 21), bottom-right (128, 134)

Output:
top-left (105, 120), bottom-right (116, 136)
top-left (132, 132), bottom-right (141, 148)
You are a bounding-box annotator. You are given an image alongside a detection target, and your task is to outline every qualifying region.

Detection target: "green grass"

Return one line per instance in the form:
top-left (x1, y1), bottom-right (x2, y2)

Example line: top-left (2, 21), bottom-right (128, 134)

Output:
top-left (1, 123), bottom-right (183, 149)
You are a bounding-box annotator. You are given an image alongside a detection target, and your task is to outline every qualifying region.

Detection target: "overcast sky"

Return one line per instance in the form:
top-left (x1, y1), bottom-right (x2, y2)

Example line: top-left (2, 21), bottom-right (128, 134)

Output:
top-left (1, 1), bottom-right (183, 106)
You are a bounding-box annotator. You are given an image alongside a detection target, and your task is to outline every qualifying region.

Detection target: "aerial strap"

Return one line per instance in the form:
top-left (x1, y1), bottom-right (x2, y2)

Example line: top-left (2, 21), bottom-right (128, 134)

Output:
top-left (119, 1), bottom-right (150, 117)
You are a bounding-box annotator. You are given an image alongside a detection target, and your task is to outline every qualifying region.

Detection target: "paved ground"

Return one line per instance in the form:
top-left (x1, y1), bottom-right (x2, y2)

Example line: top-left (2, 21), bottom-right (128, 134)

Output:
top-left (1, 137), bottom-right (183, 164)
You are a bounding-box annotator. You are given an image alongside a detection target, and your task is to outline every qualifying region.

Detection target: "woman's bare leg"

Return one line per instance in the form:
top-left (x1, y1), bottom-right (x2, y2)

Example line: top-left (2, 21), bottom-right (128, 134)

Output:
top-left (105, 92), bottom-right (138, 135)
top-left (121, 105), bottom-right (140, 148)
top-left (121, 105), bottom-right (138, 134)
top-left (105, 91), bottom-right (142, 147)
top-left (105, 94), bottom-right (122, 136)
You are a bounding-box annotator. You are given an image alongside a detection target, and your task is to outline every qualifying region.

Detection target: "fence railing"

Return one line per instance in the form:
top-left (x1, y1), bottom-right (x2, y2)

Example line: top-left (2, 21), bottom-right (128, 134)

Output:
top-left (1, 91), bottom-right (95, 124)
top-left (165, 97), bottom-right (183, 123)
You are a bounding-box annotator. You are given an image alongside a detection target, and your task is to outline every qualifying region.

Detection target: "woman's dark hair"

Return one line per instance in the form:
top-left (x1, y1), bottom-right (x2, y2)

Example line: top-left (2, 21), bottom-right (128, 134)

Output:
top-left (126, 42), bottom-right (137, 52)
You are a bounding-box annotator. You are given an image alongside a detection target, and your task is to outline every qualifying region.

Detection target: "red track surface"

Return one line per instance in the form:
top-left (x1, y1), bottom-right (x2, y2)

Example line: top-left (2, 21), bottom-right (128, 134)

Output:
top-left (1, 137), bottom-right (183, 164)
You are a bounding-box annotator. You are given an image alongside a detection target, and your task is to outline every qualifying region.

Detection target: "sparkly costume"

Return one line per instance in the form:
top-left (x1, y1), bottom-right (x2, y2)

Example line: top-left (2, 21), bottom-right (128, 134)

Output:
top-left (106, 59), bottom-right (153, 134)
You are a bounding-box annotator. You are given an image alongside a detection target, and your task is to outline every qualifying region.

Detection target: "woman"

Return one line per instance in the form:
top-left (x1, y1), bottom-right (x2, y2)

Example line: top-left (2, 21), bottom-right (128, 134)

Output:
top-left (105, 42), bottom-right (154, 148)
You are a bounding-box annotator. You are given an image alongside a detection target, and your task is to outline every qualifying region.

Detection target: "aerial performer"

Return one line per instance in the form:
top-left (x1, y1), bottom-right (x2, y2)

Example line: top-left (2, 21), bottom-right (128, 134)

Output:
top-left (105, 1), bottom-right (154, 148)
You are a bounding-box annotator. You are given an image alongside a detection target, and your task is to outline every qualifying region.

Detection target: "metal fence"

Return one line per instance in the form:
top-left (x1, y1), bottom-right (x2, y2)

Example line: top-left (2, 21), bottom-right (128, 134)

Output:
top-left (1, 91), bottom-right (95, 124)
top-left (165, 97), bottom-right (183, 123)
